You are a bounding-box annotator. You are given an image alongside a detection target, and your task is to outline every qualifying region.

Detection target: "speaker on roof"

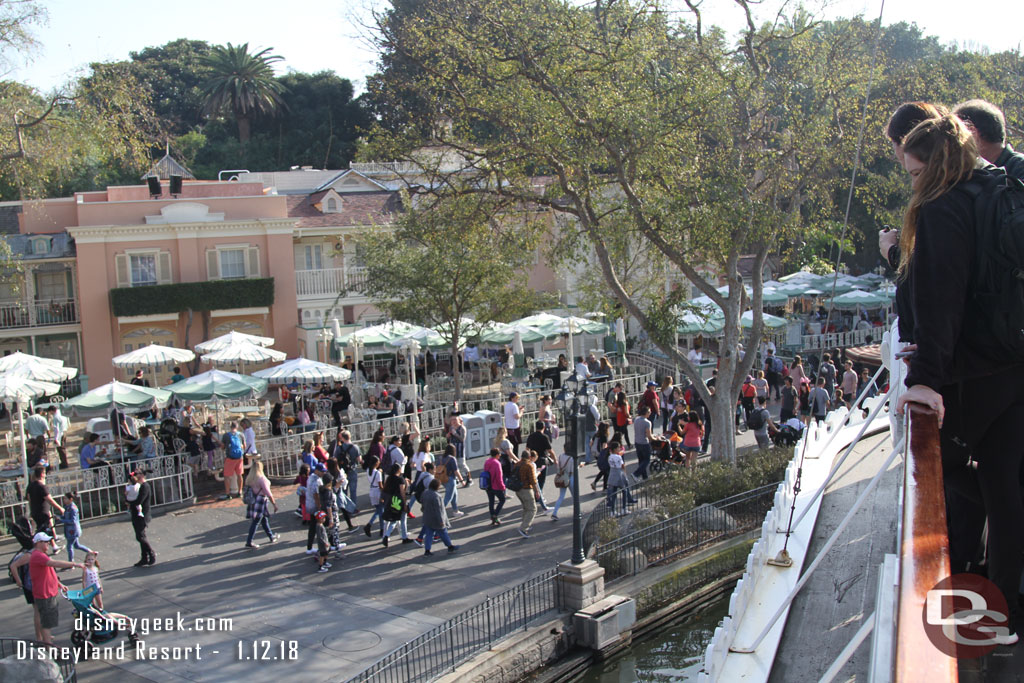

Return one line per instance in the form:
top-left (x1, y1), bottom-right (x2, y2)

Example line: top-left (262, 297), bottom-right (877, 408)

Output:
top-left (147, 176), bottom-right (162, 198)
top-left (169, 175), bottom-right (183, 196)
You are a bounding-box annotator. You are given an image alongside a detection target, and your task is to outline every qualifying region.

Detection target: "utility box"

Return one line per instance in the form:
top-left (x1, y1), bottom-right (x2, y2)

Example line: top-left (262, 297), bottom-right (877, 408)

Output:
top-left (476, 409), bottom-right (503, 447)
top-left (459, 413), bottom-right (486, 460)
top-left (574, 595), bottom-right (637, 651)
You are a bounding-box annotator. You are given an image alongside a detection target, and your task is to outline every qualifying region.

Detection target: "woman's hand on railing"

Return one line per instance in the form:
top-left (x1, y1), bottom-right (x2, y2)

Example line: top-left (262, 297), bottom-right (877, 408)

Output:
top-left (896, 384), bottom-right (944, 426)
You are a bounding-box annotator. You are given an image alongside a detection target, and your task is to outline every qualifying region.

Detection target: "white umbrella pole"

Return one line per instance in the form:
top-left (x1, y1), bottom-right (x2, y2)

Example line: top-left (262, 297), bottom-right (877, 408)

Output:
top-left (18, 402), bottom-right (27, 484)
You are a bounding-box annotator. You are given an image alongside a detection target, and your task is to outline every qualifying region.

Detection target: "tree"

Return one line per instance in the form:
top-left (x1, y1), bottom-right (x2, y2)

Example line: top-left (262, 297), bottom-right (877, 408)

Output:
top-left (115, 39), bottom-right (214, 136)
top-left (368, 0), bottom-right (876, 462)
top-left (0, 0), bottom-right (44, 68)
top-left (200, 42), bottom-right (286, 144)
top-left (360, 190), bottom-right (552, 399)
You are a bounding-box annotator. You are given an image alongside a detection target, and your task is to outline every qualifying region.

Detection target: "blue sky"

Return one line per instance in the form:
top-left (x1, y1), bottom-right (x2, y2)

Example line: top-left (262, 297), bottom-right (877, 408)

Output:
top-left (5, 0), bottom-right (1022, 95)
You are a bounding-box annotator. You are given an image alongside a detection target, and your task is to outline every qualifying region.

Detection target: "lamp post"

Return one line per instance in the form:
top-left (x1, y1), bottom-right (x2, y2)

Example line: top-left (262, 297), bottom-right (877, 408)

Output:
top-left (556, 373), bottom-right (586, 565)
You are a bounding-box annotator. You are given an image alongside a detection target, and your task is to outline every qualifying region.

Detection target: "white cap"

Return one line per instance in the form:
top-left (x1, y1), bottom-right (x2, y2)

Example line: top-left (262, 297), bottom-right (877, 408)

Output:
top-left (32, 532), bottom-right (52, 543)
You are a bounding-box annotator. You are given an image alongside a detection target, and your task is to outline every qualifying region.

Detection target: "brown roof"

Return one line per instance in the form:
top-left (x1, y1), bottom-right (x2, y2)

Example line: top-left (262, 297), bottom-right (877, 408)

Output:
top-left (286, 191), bottom-right (403, 228)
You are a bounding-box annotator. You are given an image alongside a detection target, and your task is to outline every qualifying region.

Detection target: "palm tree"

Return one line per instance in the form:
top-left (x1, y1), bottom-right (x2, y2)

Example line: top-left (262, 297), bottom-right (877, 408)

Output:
top-left (200, 43), bottom-right (286, 144)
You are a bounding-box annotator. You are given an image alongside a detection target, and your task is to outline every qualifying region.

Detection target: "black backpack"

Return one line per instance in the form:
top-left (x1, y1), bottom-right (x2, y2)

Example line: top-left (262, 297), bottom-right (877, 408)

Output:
top-left (746, 408), bottom-right (767, 431)
top-left (961, 169), bottom-right (1024, 357)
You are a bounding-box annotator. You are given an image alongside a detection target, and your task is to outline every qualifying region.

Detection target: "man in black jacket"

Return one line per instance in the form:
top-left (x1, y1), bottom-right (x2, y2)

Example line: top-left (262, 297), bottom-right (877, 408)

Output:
top-left (130, 469), bottom-right (155, 567)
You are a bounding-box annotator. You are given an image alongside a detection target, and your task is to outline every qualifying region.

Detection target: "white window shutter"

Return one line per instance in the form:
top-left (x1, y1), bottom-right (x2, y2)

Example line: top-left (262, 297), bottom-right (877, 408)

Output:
top-left (115, 254), bottom-right (129, 287)
top-left (157, 251), bottom-right (173, 284)
top-left (206, 249), bottom-right (220, 280)
top-left (247, 246), bottom-right (260, 278)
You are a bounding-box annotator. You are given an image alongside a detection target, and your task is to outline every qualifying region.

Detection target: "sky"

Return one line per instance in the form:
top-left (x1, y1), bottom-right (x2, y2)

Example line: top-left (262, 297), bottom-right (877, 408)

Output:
top-left (4, 0), bottom-right (1023, 95)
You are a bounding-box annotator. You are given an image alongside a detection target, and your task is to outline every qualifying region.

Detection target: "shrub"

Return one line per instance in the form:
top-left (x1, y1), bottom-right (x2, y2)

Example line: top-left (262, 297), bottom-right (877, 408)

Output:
top-left (110, 278), bottom-right (275, 316)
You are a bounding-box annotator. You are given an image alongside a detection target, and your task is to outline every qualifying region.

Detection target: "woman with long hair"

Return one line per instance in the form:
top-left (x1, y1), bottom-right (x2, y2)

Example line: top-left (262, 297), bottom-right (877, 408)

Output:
top-left (613, 393), bottom-right (632, 447)
top-left (895, 113), bottom-right (1024, 643)
top-left (244, 460), bottom-right (278, 549)
top-left (659, 376), bottom-right (675, 433)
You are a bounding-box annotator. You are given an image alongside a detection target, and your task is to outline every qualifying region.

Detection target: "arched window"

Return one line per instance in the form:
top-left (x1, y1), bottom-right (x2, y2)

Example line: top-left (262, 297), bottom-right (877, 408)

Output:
top-left (325, 198), bottom-right (338, 212)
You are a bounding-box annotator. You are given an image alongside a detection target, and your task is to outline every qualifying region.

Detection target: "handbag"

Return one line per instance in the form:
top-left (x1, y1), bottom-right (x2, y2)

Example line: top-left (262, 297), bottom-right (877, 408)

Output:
top-left (435, 458), bottom-right (451, 485)
top-left (551, 423), bottom-right (560, 440)
top-left (336, 489), bottom-right (357, 514)
top-left (553, 468), bottom-right (568, 488)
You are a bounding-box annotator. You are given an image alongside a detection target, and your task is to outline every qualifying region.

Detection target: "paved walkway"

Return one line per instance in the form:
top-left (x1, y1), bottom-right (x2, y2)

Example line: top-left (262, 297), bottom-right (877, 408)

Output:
top-left (0, 419), bottom-right (768, 682)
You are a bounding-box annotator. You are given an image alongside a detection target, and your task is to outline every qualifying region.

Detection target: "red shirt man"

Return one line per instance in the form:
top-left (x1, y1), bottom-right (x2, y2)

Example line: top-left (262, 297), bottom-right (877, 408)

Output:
top-left (641, 382), bottom-right (661, 417)
top-left (12, 532), bottom-right (82, 644)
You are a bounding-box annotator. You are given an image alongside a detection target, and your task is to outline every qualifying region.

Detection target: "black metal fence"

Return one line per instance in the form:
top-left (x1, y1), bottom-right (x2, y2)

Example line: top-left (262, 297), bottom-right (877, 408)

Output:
top-left (593, 483), bottom-right (777, 581)
top-left (0, 638), bottom-right (76, 681)
top-left (347, 567), bottom-right (561, 683)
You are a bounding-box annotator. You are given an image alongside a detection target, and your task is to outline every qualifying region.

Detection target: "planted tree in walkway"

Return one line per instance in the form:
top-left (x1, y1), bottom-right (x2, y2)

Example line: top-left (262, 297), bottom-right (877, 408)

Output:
top-left (359, 191), bottom-right (550, 399)
top-left (367, 0), bottom-right (874, 462)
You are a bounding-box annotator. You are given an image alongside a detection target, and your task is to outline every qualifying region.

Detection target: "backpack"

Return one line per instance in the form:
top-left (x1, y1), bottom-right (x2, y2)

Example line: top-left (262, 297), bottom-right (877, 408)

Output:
top-left (960, 170), bottom-right (1024, 357)
top-left (411, 473), bottom-right (429, 502)
top-left (226, 432), bottom-right (243, 459)
top-left (381, 445), bottom-right (397, 476)
top-left (771, 356), bottom-right (784, 373)
top-left (746, 408), bottom-right (767, 431)
top-left (434, 458), bottom-right (451, 485)
top-left (506, 467), bottom-right (524, 492)
top-left (336, 443), bottom-right (356, 470)
top-left (242, 486), bottom-right (255, 505)
top-left (479, 469), bottom-right (491, 490)
top-left (596, 447), bottom-right (610, 472)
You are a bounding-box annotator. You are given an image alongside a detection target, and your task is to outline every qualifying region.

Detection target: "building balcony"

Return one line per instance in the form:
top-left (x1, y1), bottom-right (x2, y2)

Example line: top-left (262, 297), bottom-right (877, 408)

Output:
top-left (295, 268), bottom-right (369, 300)
top-left (0, 297), bottom-right (79, 330)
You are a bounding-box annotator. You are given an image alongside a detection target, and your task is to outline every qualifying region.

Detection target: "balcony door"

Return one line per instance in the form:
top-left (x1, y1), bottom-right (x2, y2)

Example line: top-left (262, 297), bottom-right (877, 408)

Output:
top-left (304, 244), bottom-right (323, 271)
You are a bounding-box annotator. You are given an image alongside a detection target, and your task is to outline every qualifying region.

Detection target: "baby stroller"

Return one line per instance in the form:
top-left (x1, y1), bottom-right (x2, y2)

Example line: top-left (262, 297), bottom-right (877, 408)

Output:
top-left (7, 514), bottom-right (34, 586)
top-left (649, 437), bottom-right (684, 475)
top-left (62, 584), bottom-right (140, 651)
top-left (771, 424), bottom-right (803, 448)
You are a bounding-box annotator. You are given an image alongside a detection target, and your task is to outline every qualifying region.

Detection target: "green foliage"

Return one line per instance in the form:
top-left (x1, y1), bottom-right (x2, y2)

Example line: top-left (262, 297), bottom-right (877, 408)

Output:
top-left (110, 278), bottom-right (274, 317)
top-left (0, 0), bottom-right (45, 62)
top-left (200, 42), bottom-right (287, 144)
top-left (596, 516), bottom-right (620, 545)
top-left (359, 191), bottom-right (553, 397)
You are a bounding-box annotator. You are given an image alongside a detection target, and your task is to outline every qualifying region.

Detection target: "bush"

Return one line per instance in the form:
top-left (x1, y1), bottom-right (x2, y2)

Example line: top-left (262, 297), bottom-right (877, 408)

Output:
top-left (596, 516), bottom-right (619, 544)
top-left (110, 278), bottom-right (275, 316)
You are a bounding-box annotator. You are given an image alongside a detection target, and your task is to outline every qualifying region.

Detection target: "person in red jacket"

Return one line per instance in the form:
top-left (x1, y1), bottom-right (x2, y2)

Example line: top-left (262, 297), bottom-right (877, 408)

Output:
top-left (641, 381), bottom-right (660, 421)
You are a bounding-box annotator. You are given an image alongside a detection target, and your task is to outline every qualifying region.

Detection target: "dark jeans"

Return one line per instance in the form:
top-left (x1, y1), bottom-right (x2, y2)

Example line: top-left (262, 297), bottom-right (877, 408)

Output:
top-left (246, 513), bottom-right (274, 545)
top-left (593, 468), bottom-right (609, 490)
top-left (132, 517), bottom-right (154, 563)
top-left (486, 488), bottom-right (507, 518)
top-left (661, 410), bottom-right (671, 433)
top-left (634, 443), bottom-right (652, 480)
top-left (509, 427), bottom-right (522, 455)
top-left (939, 365), bottom-right (1024, 628)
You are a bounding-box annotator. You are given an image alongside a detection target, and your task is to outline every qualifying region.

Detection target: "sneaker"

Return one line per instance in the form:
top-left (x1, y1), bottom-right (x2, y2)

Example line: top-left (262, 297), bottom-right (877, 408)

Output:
top-left (245, 543), bottom-right (260, 549)
top-left (364, 524), bottom-right (371, 538)
top-left (424, 550), bottom-right (433, 557)
top-left (382, 536), bottom-right (389, 548)
top-left (335, 543), bottom-right (347, 550)
top-left (305, 548), bottom-right (317, 555)
top-left (407, 512), bottom-right (416, 519)
top-left (493, 517), bottom-right (502, 526)
top-left (330, 546), bottom-right (339, 552)
top-left (318, 565), bottom-right (329, 573)
top-left (323, 562), bottom-right (333, 569)
top-left (268, 534), bottom-right (279, 543)
top-left (448, 545), bottom-right (459, 554)
top-left (518, 529), bottom-right (530, 539)
top-left (293, 510), bottom-right (303, 517)
top-left (452, 510), bottom-right (466, 517)
top-left (414, 538), bottom-right (424, 547)
top-left (349, 526), bottom-right (361, 534)
top-left (402, 538), bottom-right (414, 545)
top-left (550, 515), bottom-right (559, 522)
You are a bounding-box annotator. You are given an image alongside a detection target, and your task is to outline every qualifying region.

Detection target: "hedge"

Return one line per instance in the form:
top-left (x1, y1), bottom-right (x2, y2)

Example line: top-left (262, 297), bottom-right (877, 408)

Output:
top-left (110, 278), bottom-right (275, 317)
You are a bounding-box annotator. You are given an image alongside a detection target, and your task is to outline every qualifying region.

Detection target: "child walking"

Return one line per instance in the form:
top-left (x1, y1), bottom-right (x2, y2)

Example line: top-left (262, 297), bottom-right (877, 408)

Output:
top-left (314, 511), bottom-right (332, 573)
top-left (60, 491), bottom-right (93, 562)
top-left (82, 551), bottom-right (103, 610)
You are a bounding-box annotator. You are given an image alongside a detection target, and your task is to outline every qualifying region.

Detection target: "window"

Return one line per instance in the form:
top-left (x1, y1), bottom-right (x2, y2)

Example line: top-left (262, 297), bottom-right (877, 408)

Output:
top-left (34, 271), bottom-right (69, 301)
top-left (31, 237), bottom-right (51, 255)
top-left (304, 244), bottom-right (323, 271)
top-left (219, 249), bottom-right (246, 279)
top-left (326, 198), bottom-right (338, 212)
top-left (130, 254), bottom-right (157, 286)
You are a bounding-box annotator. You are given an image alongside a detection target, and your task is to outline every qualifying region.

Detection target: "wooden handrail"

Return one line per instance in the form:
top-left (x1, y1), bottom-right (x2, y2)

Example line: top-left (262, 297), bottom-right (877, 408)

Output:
top-left (896, 404), bottom-right (957, 682)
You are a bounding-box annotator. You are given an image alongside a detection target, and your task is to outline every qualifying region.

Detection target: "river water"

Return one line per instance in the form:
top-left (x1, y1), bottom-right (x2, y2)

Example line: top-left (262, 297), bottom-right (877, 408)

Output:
top-left (577, 595), bottom-right (729, 683)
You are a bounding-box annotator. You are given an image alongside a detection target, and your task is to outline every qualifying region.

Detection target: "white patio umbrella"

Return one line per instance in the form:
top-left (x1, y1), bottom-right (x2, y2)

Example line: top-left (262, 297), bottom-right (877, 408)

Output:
top-left (5, 359), bottom-right (78, 384)
top-left (194, 330), bottom-right (275, 354)
top-left (252, 357), bottom-right (352, 384)
top-left (512, 330), bottom-right (525, 356)
top-left (0, 352), bottom-right (64, 373)
top-left (201, 340), bottom-right (286, 367)
top-left (0, 375), bottom-right (60, 482)
top-left (112, 343), bottom-right (195, 370)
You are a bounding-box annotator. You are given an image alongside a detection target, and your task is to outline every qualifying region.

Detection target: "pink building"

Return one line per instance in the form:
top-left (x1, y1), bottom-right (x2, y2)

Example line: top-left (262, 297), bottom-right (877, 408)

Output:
top-left (12, 179), bottom-right (299, 387)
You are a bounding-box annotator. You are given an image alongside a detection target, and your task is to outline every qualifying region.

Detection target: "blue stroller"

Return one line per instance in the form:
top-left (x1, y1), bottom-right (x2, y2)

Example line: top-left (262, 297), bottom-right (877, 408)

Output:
top-left (62, 585), bottom-right (140, 650)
